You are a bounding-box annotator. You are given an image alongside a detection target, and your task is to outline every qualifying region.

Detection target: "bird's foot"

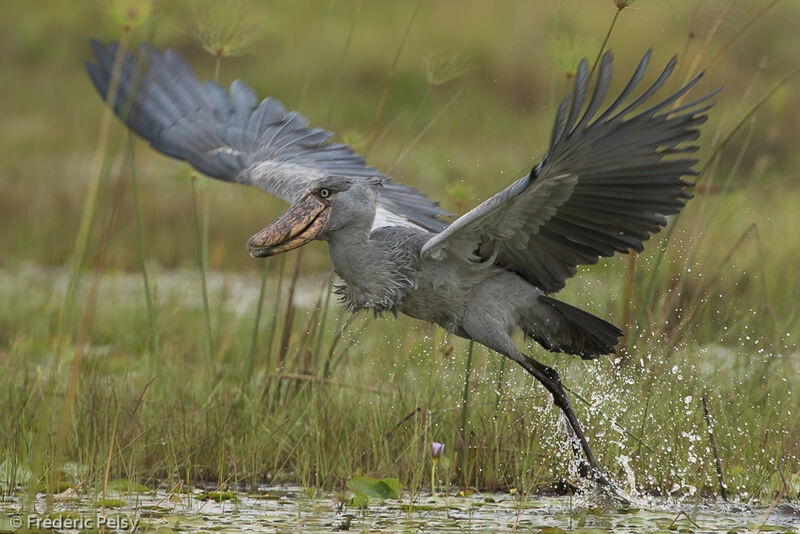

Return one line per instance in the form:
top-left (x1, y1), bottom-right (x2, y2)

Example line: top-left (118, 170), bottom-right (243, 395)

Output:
top-left (590, 471), bottom-right (632, 509)
top-left (572, 457), bottom-right (631, 507)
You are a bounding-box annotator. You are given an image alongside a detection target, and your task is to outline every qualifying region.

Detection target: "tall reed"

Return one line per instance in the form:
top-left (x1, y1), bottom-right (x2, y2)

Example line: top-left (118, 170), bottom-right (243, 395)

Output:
top-left (246, 1), bottom-right (337, 377)
top-left (48, 1), bottom-right (154, 506)
top-left (631, 63), bottom-right (800, 351)
top-left (58, 33), bottom-right (132, 347)
top-left (190, 176), bottom-right (214, 365)
top-left (129, 133), bottom-right (159, 369)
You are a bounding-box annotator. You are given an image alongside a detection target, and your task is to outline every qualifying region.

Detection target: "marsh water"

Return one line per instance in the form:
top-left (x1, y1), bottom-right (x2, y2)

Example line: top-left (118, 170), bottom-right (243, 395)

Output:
top-left (2, 486), bottom-right (798, 533)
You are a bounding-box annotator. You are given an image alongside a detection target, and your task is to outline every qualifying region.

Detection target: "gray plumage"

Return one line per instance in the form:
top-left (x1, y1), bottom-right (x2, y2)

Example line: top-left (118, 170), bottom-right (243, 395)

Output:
top-left (86, 42), bottom-right (715, 500)
top-left (422, 50), bottom-right (716, 293)
top-left (85, 39), bottom-right (449, 232)
top-left (281, 51), bottom-right (712, 498)
top-left (319, 49), bottom-right (713, 361)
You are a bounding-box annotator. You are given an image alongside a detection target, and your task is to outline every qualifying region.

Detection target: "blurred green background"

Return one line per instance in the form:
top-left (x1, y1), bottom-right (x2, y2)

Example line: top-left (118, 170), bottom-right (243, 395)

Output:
top-left (1, 0), bottom-right (798, 272)
top-left (0, 0), bottom-right (799, 498)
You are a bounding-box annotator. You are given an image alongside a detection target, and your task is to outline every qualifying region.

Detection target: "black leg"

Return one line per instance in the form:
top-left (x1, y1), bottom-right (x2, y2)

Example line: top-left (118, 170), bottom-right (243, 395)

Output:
top-left (558, 412), bottom-right (593, 479)
top-left (457, 323), bottom-right (629, 503)
top-left (510, 353), bottom-right (626, 500)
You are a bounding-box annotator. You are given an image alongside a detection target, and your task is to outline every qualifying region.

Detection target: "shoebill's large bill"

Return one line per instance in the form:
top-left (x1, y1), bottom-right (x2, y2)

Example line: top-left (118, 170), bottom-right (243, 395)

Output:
top-left (87, 40), bottom-right (715, 502)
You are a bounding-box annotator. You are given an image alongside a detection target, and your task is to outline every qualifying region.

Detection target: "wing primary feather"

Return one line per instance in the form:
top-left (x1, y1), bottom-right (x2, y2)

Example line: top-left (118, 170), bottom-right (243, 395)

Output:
top-left (610, 55), bottom-right (677, 121)
top-left (89, 38), bottom-right (114, 68)
top-left (568, 195), bottom-right (687, 215)
top-left (248, 98), bottom-right (288, 139)
top-left (555, 209), bottom-right (656, 241)
top-left (262, 111), bottom-right (302, 151)
top-left (562, 58), bottom-right (590, 137)
top-left (421, 44), bottom-right (711, 290)
top-left (637, 72), bottom-right (709, 119)
top-left (576, 50), bottom-right (614, 131)
top-left (163, 49), bottom-right (208, 104)
top-left (573, 188), bottom-right (688, 206)
top-left (655, 92), bottom-right (719, 118)
top-left (539, 227), bottom-right (613, 260)
top-left (596, 48), bottom-right (652, 123)
top-left (546, 217), bottom-right (644, 253)
top-left (548, 93), bottom-right (571, 152)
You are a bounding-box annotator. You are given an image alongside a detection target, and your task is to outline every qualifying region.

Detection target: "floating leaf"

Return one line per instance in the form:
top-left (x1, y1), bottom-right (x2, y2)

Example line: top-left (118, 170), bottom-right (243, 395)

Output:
top-left (95, 498), bottom-right (126, 508)
top-left (745, 524), bottom-right (792, 532)
top-left (197, 491), bottom-right (237, 502)
top-left (374, 478), bottom-right (402, 499)
top-left (0, 513), bottom-right (20, 533)
top-left (345, 476), bottom-right (402, 500)
top-left (348, 493), bottom-right (369, 509)
top-left (107, 478), bottom-right (152, 493)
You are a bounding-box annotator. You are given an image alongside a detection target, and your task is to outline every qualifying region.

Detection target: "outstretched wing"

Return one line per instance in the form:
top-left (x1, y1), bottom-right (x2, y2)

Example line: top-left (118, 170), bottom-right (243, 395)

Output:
top-left (421, 50), bottom-right (716, 293)
top-left (85, 39), bottom-right (449, 232)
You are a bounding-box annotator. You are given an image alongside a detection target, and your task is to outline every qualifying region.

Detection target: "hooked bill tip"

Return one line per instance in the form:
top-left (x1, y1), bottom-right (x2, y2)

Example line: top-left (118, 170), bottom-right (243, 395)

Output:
top-left (247, 195), bottom-right (329, 258)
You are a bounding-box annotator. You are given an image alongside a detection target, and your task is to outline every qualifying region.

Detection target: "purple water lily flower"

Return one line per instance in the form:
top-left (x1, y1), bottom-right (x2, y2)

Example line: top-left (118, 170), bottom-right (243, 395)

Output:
top-left (432, 441), bottom-right (445, 459)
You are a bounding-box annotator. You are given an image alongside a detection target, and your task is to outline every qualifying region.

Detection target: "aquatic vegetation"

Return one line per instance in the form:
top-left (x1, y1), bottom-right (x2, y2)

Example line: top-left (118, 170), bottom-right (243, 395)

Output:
top-left (1, 487), bottom-right (797, 533)
top-left (198, 491), bottom-right (238, 502)
top-left (422, 51), bottom-right (471, 89)
top-left (431, 442), bottom-right (445, 497)
top-left (345, 476), bottom-right (402, 508)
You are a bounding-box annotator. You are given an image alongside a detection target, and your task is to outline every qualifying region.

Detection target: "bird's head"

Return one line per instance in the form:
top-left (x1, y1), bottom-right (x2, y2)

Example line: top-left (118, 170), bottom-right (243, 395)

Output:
top-left (247, 176), bottom-right (381, 258)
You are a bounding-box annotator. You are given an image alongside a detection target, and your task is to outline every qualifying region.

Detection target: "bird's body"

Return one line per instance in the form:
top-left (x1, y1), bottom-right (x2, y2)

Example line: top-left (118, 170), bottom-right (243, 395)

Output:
top-left (330, 223), bottom-right (618, 360)
top-left (87, 39), bottom-right (716, 502)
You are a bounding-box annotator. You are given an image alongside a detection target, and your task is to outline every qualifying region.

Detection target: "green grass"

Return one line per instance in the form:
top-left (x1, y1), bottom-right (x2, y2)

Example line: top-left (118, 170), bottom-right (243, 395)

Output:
top-left (1, 0), bottom-right (799, 507)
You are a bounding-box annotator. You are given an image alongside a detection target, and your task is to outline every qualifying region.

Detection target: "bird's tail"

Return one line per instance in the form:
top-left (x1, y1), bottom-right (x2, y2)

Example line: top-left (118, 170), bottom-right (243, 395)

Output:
top-left (523, 296), bottom-right (623, 359)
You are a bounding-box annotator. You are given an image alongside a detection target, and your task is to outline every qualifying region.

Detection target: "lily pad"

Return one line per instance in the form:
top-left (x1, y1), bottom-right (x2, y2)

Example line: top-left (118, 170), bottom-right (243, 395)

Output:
top-left (0, 513), bottom-right (21, 533)
top-left (745, 524), bottom-right (793, 532)
top-left (348, 493), bottom-right (369, 509)
top-left (400, 504), bottom-right (443, 512)
top-left (33, 479), bottom-right (72, 494)
top-left (96, 498), bottom-right (127, 508)
top-left (107, 478), bottom-right (152, 493)
top-left (345, 476), bottom-right (402, 500)
top-left (197, 491), bottom-right (237, 502)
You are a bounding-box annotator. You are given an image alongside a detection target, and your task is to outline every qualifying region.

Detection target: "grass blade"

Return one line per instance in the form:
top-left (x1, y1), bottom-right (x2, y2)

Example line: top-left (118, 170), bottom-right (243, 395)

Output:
top-left (632, 62), bottom-right (800, 348)
top-left (129, 133), bottom-right (159, 368)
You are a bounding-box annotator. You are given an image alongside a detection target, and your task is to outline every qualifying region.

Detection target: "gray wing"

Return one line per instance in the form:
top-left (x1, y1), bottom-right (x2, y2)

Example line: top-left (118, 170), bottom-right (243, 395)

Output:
top-left (421, 49), bottom-right (716, 293)
top-left (85, 39), bottom-right (448, 232)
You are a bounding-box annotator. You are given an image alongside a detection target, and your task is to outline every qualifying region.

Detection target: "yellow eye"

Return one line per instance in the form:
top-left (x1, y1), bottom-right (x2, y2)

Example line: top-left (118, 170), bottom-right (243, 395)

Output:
top-left (319, 188), bottom-right (330, 198)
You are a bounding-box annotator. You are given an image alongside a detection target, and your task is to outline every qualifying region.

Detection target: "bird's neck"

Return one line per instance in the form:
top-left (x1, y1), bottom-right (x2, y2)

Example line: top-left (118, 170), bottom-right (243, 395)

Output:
top-left (326, 227), bottom-right (408, 314)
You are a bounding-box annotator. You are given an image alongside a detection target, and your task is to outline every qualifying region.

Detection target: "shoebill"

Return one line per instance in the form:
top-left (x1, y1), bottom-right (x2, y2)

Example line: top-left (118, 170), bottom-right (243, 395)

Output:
top-left (86, 40), bottom-right (715, 501)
